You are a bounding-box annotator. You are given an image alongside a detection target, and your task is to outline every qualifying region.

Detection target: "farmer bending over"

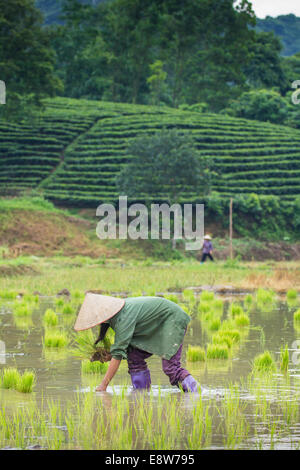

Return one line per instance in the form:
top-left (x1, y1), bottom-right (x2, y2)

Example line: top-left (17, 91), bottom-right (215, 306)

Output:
top-left (74, 294), bottom-right (202, 393)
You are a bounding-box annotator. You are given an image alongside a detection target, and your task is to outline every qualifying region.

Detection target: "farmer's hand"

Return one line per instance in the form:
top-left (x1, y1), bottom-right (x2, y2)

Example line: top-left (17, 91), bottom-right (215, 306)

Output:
top-left (95, 358), bottom-right (121, 393)
top-left (96, 382), bottom-right (107, 392)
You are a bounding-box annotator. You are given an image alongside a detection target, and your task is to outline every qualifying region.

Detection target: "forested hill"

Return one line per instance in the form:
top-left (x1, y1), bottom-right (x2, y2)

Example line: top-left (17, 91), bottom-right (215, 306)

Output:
top-left (256, 14), bottom-right (300, 56)
top-left (36, 0), bottom-right (106, 24)
top-left (36, 2), bottom-right (300, 57)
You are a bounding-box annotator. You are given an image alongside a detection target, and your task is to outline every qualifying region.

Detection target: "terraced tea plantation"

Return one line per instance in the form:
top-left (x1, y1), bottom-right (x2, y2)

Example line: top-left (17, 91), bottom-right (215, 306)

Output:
top-left (1, 97), bottom-right (300, 204)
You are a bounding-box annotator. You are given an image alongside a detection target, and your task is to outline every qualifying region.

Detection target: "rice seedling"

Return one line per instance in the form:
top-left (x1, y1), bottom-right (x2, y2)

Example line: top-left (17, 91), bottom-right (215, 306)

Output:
top-left (13, 301), bottom-right (32, 317)
top-left (294, 309), bottom-right (300, 323)
top-left (44, 330), bottom-right (69, 348)
top-left (234, 313), bottom-right (250, 328)
top-left (55, 297), bottom-right (64, 308)
top-left (62, 303), bottom-right (74, 315)
top-left (186, 345), bottom-right (206, 362)
top-left (178, 303), bottom-right (190, 314)
top-left (71, 289), bottom-right (84, 300)
top-left (228, 302), bottom-right (244, 318)
top-left (198, 301), bottom-right (212, 315)
top-left (280, 344), bottom-right (289, 373)
top-left (287, 289), bottom-right (298, 301)
top-left (81, 360), bottom-right (108, 374)
top-left (164, 294), bottom-right (179, 304)
top-left (212, 333), bottom-right (233, 349)
top-left (0, 290), bottom-right (17, 300)
top-left (16, 370), bottom-right (36, 393)
top-left (256, 288), bottom-right (276, 305)
top-left (212, 298), bottom-right (224, 313)
top-left (244, 294), bottom-right (253, 307)
top-left (252, 351), bottom-right (277, 374)
top-left (219, 324), bottom-right (241, 342)
top-left (208, 318), bottom-right (221, 331)
top-left (182, 289), bottom-right (195, 302)
top-left (200, 290), bottom-right (214, 302)
top-left (43, 308), bottom-right (58, 327)
top-left (23, 293), bottom-right (39, 304)
top-left (206, 343), bottom-right (229, 359)
top-left (1, 368), bottom-right (21, 389)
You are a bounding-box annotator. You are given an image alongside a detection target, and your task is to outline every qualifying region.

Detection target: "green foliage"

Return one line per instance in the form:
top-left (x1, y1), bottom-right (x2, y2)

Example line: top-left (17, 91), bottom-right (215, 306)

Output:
top-left (256, 14), bottom-right (300, 57)
top-left (0, 0), bottom-right (62, 121)
top-left (223, 89), bottom-right (289, 124)
top-left (117, 129), bottom-right (212, 204)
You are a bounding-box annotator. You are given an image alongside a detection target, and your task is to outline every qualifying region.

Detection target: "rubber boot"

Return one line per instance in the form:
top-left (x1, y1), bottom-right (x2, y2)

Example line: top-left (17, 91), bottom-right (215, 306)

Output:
top-left (180, 374), bottom-right (200, 393)
top-left (130, 369), bottom-right (151, 390)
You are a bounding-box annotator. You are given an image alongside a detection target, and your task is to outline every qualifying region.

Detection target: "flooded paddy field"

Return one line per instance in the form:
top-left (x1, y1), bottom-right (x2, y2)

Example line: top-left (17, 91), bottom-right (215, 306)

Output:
top-left (0, 282), bottom-right (300, 450)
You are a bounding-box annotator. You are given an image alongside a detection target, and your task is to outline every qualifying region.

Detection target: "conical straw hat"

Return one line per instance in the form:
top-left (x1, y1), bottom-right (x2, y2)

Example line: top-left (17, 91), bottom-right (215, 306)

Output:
top-left (204, 234), bottom-right (212, 240)
top-left (74, 293), bottom-right (125, 331)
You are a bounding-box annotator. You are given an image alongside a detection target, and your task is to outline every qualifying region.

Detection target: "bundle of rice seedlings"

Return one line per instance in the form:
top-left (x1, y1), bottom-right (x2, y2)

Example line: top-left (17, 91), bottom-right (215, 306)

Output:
top-left (244, 294), bottom-right (253, 307)
top-left (287, 289), bottom-right (298, 301)
top-left (16, 370), bottom-right (36, 393)
top-left (43, 309), bottom-right (58, 327)
top-left (1, 368), bottom-right (21, 389)
top-left (62, 303), bottom-right (74, 315)
top-left (182, 290), bottom-right (195, 302)
top-left (44, 330), bottom-right (69, 348)
top-left (208, 318), bottom-right (221, 331)
top-left (178, 303), bottom-right (190, 314)
top-left (280, 344), bottom-right (289, 373)
top-left (0, 290), bottom-right (17, 300)
top-left (212, 299), bottom-right (224, 313)
top-left (164, 294), bottom-right (179, 304)
top-left (198, 302), bottom-right (211, 315)
top-left (252, 351), bottom-right (277, 373)
top-left (13, 301), bottom-right (32, 317)
top-left (228, 303), bottom-right (244, 318)
top-left (81, 360), bottom-right (108, 374)
top-left (207, 343), bottom-right (229, 360)
top-left (212, 333), bottom-right (233, 350)
top-left (234, 313), bottom-right (250, 328)
top-left (73, 328), bottom-right (114, 363)
top-left (186, 345), bottom-right (206, 362)
top-left (294, 309), bottom-right (300, 323)
top-left (200, 291), bottom-right (214, 302)
top-left (256, 288), bottom-right (275, 305)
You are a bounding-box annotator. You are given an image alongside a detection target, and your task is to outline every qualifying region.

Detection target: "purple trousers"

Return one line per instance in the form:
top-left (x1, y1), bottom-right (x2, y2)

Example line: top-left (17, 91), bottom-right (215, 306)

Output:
top-left (127, 344), bottom-right (190, 387)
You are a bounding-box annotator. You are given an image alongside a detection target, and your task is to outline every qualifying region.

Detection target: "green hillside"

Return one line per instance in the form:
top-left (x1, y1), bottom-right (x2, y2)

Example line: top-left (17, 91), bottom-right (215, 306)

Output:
top-left (1, 97), bottom-right (300, 205)
top-left (256, 14), bottom-right (300, 56)
top-left (36, 0), bottom-right (106, 24)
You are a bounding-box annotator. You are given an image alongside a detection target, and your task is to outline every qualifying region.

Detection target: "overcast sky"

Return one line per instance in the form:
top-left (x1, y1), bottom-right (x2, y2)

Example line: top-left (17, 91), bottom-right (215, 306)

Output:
top-left (250, 0), bottom-right (300, 18)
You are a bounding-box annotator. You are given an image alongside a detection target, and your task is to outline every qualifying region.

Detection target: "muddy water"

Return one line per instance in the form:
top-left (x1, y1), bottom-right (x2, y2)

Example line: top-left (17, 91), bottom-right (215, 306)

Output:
top-left (0, 295), bottom-right (300, 449)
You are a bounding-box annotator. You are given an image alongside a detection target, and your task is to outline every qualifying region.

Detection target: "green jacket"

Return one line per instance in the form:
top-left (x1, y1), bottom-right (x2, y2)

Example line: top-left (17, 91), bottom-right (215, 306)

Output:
top-left (107, 296), bottom-right (190, 361)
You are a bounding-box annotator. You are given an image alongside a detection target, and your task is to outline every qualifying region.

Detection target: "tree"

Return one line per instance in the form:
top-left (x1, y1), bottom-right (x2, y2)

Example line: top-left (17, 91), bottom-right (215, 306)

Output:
top-left (0, 0), bottom-right (62, 120)
top-left (223, 89), bottom-right (289, 124)
top-left (117, 129), bottom-right (212, 204)
top-left (244, 31), bottom-right (289, 93)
